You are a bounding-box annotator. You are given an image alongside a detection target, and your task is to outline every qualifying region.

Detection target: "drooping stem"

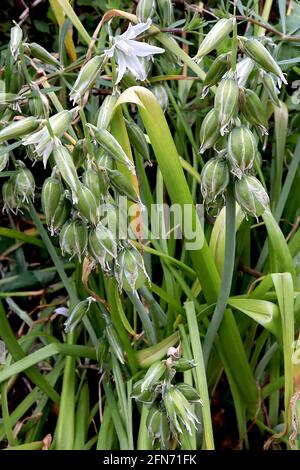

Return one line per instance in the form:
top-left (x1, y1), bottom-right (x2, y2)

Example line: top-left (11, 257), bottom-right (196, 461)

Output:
top-left (203, 185), bottom-right (236, 366)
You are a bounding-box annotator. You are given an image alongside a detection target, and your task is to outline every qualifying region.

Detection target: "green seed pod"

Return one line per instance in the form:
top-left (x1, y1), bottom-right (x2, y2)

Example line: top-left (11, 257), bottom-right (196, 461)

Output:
top-left (199, 108), bottom-right (220, 154)
top-left (14, 164), bottom-right (35, 202)
top-left (0, 117), bottom-right (39, 143)
top-left (64, 297), bottom-right (95, 333)
top-left (115, 245), bottom-right (149, 292)
top-left (239, 37), bottom-right (287, 84)
top-left (70, 55), bottom-right (104, 104)
top-left (77, 183), bottom-right (99, 226)
top-left (157, 0), bottom-right (174, 25)
top-left (42, 176), bottom-right (64, 226)
top-left (262, 72), bottom-right (281, 107)
top-left (202, 53), bottom-right (230, 97)
top-left (126, 120), bottom-right (151, 163)
top-left (136, 0), bottom-right (156, 21)
top-left (227, 126), bottom-right (257, 178)
top-left (151, 84), bottom-right (169, 112)
top-left (235, 175), bottom-right (269, 218)
top-left (96, 148), bottom-right (114, 170)
top-left (24, 42), bottom-right (60, 68)
top-left (201, 157), bottom-right (229, 207)
top-left (53, 144), bottom-right (79, 204)
top-left (0, 150), bottom-right (9, 171)
top-left (164, 386), bottom-right (200, 436)
top-left (107, 169), bottom-right (140, 203)
top-left (89, 224), bottom-right (117, 270)
top-left (195, 18), bottom-right (234, 60)
top-left (176, 383), bottom-right (202, 403)
top-left (171, 358), bottom-right (197, 372)
top-left (105, 323), bottom-right (125, 364)
top-left (50, 197), bottom-right (70, 235)
top-left (96, 94), bottom-right (118, 129)
top-left (2, 179), bottom-right (21, 213)
top-left (239, 88), bottom-right (268, 135)
top-left (140, 361), bottom-right (166, 393)
top-left (146, 405), bottom-right (170, 447)
top-left (89, 125), bottom-right (135, 174)
top-left (29, 97), bottom-right (44, 117)
top-left (59, 219), bottom-right (88, 261)
top-left (83, 165), bottom-right (108, 200)
top-left (72, 139), bottom-right (87, 169)
top-left (10, 23), bottom-right (22, 60)
top-left (214, 77), bottom-right (239, 134)
top-left (131, 380), bottom-right (157, 404)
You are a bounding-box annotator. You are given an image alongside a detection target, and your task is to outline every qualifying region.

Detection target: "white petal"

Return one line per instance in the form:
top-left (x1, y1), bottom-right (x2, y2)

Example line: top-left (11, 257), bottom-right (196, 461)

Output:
top-left (125, 40), bottom-right (164, 57)
top-left (125, 54), bottom-right (147, 81)
top-left (123, 19), bottom-right (152, 40)
top-left (104, 44), bottom-right (115, 58)
top-left (115, 50), bottom-right (128, 84)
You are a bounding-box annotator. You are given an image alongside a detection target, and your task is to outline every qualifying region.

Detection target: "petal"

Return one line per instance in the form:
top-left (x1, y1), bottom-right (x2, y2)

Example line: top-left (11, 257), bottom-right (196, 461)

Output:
top-left (115, 50), bottom-right (128, 84)
top-left (124, 54), bottom-right (147, 81)
top-left (125, 40), bottom-right (164, 57)
top-left (123, 19), bottom-right (152, 40)
top-left (104, 44), bottom-right (115, 58)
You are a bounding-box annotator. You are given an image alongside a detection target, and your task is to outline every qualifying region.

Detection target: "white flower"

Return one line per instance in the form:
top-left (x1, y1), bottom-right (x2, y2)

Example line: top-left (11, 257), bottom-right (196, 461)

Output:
top-left (104, 19), bottom-right (164, 84)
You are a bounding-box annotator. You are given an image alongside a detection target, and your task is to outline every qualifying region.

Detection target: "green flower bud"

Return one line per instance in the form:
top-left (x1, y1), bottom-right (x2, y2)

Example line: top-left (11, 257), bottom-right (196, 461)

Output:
top-left (235, 175), bottom-right (269, 218)
top-left (77, 183), bottom-right (99, 226)
top-left (2, 179), bottom-right (21, 213)
top-left (96, 94), bottom-right (118, 129)
top-left (126, 120), bottom-right (151, 163)
top-left (140, 361), bottom-right (166, 393)
top-left (151, 84), bottom-right (169, 112)
top-left (59, 219), bottom-right (88, 261)
top-left (10, 23), bottom-right (22, 60)
top-left (70, 55), bottom-right (104, 104)
top-left (239, 88), bottom-right (268, 135)
top-left (89, 125), bottom-right (135, 174)
top-left (49, 197), bottom-right (70, 235)
top-left (136, 0), bottom-right (156, 21)
top-left (28, 97), bottom-right (44, 117)
top-left (195, 18), bottom-right (234, 60)
top-left (0, 117), bottom-right (39, 143)
top-left (96, 148), bottom-right (114, 170)
top-left (53, 144), bottom-right (79, 204)
top-left (105, 323), bottom-right (125, 364)
top-left (72, 139), bottom-right (87, 169)
top-left (14, 163), bottom-right (35, 202)
top-left (176, 383), bottom-right (202, 403)
top-left (171, 358), bottom-right (197, 372)
top-left (24, 42), bottom-right (61, 68)
top-left (64, 297), bottom-right (95, 333)
top-left (107, 169), bottom-right (140, 203)
top-left (227, 126), bottom-right (257, 178)
top-left (239, 37), bottom-right (287, 85)
top-left (157, 0), bottom-right (174, 25)
top-left (82, 165), bottom-right (108, 200)
top-left (214, 77), bottom-right (239, 135)
top-left (262, 72), bottom-right (281, 107)
top-left (89, 224), bottom-right (117, 271)
top-left (131, 380), bottom-right (158, 404)
top-left (0, 149), bottom-right (9, 172)
top-left (202, 53), bottom-right (230, 97)
top-left (42, 176), bottom-right (64, 227)
top-left (146, 405), bottom-right (170, 447)
top-left (164, 386), bottom-right (200, 436)
top-left (201, 157), bottom-right (229, 207)
top-left (115, 245), bottom-right (149, 292)
top-left (199, 108), bottom-right (220, 154)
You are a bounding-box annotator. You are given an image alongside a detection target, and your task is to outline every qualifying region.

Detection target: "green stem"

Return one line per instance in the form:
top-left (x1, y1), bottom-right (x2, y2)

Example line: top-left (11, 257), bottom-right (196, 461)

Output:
top-left (1, 381), bottom-right (16, 446)
top-left (257, 0), bottom-right (274, 36)
top-left (231, 1), bottom-right (238, 72)
top-left (203, 185), bottom-right (236, 366)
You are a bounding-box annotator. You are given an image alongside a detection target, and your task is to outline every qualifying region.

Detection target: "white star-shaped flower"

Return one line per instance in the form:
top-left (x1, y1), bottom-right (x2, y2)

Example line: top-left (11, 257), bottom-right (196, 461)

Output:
top-left (104, 19), bottom-right (164, 84)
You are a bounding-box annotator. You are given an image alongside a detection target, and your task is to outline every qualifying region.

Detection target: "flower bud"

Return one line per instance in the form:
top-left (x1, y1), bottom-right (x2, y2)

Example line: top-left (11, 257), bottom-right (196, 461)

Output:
top-left (14, 163), bottom-right (35, 202)
top-left (24, 42), bottom-right (60, 68)
top-left (70, 55), bottom-right (104, 104)
top-left (2, 179), bottom-right (21, 213)
top-left (64, 297), bottom-right (95, 333)
top-left (146, 405), bottom-right (170, 446)
top-left (10, 23), bottom-right (22, 60)
top-left (201, 157), bottom-right (229, 207)
top-left (77, 183), bottom-right (99, 226)
top-left (115, 245), bottom-right (149, 292)
top-left (239, 88), bottom-right (268, 135)
top-left (140, 361), bottom-right (166, 393)
top-left (89, 125), bottom-right (135, 174)
top-left (0, 117), bottom-right (39, 143)
top-left (214, 77), bottom-right (239, 134)
top-left (0, 149), bottom-right (9, 172)
top-left (136, 0), bottom-right (156, 21)
top-left (96, 148), bottom-right (114, 170)
top-left (96, 94), bottom-right (118, 129)
top-left (89, 224), bottom-right (117, 271)
top-left (105, 323), bottom-right (125, 364)
top-left (131, 380), bottom-right (158, 404)
top-left (195, 18), bottom-right (234, 60)
top-left (157, 0), bottom-right (174, 25)
top-left (199, 109), bottom-right (220, 154)
top-left (202, 53), bottom-right (230, 97)
top-left (82, 165), bottom-right (108, 201)
top-left (235, 175), bottom-right (269, 218)
top-left (53, 144), bottom-right (79, 204)
top-left (262, 72), bottom-right (281, 107)
top-left (42, 175), bottom-right (64, 225)
top-left (227, 126), bottom-right (257, 178)
top-left (176, 384), bottom-right (202, 403)
top-left (72, 139), bottom-right (87, 169)
top-left (126, 120), bottom-right (151, 163)
top-left (59, 219), bottom-right (88, 261)
top-left (239, 37), bottom-right (287, 85)
top-left (236, 57), bottom-right (255, 87)
top-left (171, 358), bottom-right (197, 372)
top-left (164, 386), bottom-right (200, 436)
top-left (49, 197), bottom-right (70, 235)
top-left (151, 84), bottom-right (169, 112)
